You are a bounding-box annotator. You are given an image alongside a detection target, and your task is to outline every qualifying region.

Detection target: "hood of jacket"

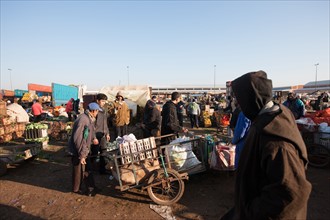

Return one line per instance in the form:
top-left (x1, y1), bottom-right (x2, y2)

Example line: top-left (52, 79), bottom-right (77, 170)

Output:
top-left (231, 70), bottom-right (273, 121)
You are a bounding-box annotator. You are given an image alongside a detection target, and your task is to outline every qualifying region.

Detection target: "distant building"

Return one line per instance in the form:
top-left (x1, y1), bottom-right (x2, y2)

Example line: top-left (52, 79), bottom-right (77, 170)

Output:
top-left (152, 84), bottom-right (226, 95)
top-left (294, 80), bottom-right (330, 94)
top-left (150, 80), bottom-right (330, 96)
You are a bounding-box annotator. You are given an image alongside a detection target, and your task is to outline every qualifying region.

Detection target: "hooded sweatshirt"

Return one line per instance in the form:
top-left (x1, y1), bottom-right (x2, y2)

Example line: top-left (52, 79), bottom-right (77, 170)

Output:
top-left (222, 71), bottom-right (311, 220)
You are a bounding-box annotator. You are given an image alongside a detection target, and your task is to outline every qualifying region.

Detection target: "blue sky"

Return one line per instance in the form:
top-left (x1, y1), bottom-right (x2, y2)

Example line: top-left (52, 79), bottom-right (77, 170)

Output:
top-left (1, 0), bottom-right (329, 91)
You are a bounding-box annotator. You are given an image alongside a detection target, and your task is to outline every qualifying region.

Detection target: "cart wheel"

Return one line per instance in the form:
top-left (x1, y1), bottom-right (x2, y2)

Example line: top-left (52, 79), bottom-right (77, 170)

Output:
top-left (0, 161), bottom-right (7, 176)
top-left (306, 143), bottom-right (330, 168)
top-left (147, 168), bottom-right (185, 205)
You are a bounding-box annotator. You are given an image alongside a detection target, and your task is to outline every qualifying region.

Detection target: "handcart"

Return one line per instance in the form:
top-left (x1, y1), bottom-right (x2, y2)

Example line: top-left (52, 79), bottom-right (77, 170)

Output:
top-left (0, 143), bottom-right (42, 176)
top-left (298, 124), bottom-right (330, 168)
top-left (104, 134), bottom-right (206, 205)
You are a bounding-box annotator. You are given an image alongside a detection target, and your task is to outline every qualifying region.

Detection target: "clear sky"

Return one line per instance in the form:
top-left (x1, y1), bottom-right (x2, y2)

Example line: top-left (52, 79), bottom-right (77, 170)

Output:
top-left (1, 0), bottom-right (329, 91)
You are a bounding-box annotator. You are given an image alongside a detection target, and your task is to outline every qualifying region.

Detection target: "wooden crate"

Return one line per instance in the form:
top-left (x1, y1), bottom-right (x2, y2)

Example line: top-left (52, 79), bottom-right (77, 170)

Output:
top-left (12, 130), bottom-right (24, 139)
top-left (0, 126), bottom-right (4, 135)
top-left (0, 101), bottom-right (6, 116)
top-left (16, 123), bottom-right (26, 131)
top-left (4, 124), bottom-right (16, 134)
top-left (25, 128), bottom-right (48, 140)
top-left (1, 116), bottom-right (12, 126)
top-left (0, 134), bottom-right (12, 142)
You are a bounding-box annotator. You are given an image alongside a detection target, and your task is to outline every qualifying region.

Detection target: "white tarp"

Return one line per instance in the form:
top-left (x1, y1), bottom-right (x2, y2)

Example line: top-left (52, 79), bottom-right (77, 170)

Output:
top-left (6, 103), bottom-right (30, 123)
top-left (99, 85), bottom-right (151, 107)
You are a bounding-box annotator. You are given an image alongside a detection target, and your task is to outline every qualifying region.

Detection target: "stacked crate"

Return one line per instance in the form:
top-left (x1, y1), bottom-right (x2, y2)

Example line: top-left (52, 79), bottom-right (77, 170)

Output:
top-left (45, 121), bottom-right (71, 141)
top-left (24, 123), bottom-right (49, 147)
top-left (1, 102), bottom-right (13, 142)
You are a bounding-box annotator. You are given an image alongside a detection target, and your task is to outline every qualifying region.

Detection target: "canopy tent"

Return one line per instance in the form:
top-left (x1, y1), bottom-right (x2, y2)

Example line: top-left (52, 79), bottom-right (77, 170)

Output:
top-left (99, 85), bottom-right (151, 107)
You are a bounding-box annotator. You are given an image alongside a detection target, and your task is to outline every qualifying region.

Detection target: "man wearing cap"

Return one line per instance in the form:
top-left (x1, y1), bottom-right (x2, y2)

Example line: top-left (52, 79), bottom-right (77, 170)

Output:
top-left (221, 71), bottom-right (311, 220)
top-left (113, 91), bottom-right (130, 137)
top-left (68, 102), bottom-right (102, 196)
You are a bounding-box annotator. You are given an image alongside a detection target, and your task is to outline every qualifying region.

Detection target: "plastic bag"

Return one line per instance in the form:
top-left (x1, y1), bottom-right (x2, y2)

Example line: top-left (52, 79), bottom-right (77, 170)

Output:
top-left (209, 144), bottom-right (235, 171)
top-left (169, 137), bottom-right (201, 171)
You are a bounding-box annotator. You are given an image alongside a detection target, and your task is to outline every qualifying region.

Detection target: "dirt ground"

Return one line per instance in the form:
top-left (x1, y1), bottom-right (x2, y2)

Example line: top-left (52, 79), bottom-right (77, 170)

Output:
top-left (1, 126), bottom-right (330, 220)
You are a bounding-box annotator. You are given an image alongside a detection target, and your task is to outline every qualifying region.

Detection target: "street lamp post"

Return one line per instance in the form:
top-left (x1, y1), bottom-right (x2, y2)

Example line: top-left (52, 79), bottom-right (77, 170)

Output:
top-left (315, 63), bottom-right (319, 93)
top-left (213, 65), bottom-right (216, 94)
top-left (8, 69), bottom-right (13, 90)
top-left (127, 66), bottom-right (130, 86)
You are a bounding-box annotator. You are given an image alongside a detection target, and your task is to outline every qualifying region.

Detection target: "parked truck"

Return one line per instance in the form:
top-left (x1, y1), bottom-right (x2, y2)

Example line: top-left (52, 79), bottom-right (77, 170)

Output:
top-left (52, 83), bottom-right (78, 106)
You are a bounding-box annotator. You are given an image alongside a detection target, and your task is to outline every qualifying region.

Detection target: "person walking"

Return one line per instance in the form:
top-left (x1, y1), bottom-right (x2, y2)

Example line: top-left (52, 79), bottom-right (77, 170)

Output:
top-left (221, 71), bottom-right (311, 220)
top-left (68, 102), bottom-right (102, 196)
top-left (176, 99), bottom-right (185, 127)
top-left (91, 93), bottom-right (111, 175)
top-left (113, 91), bottom-right (130, 137)
top-left (187, 99), bottom-right (200, 128)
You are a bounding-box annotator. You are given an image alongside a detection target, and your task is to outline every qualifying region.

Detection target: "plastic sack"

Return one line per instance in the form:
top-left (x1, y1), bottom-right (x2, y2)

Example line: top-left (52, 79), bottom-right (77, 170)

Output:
top-left (122, 133), bottom-right (137, 142)
top-left (209, 144), bottom-right (235, 171)
top-left (169, 137), bottom-right (201, 171)
top-left (296, 117), bottom-right (317, 132)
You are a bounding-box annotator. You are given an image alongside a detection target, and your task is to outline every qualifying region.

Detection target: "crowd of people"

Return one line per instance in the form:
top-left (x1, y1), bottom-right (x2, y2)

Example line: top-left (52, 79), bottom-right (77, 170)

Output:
top-left (10, 71), bottom-right (319, 219)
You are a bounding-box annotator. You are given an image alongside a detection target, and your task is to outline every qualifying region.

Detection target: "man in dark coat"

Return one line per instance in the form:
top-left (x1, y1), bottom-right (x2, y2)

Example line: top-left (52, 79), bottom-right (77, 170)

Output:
top-left (91, 93), bottom-right (110, 174)
top-left (143, 96), bottom-right (161, 138)
top-left (161, 92), bottom-right (187, 144)
top-left (68, 102), bottom-right (102, 196)
top-left (221, 71), bottom-right (311, 220)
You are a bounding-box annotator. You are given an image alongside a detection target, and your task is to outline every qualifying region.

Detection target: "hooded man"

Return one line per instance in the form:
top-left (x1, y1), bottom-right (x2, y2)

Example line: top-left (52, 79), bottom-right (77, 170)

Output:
top-left (221, 71), bottom-right (311, 220)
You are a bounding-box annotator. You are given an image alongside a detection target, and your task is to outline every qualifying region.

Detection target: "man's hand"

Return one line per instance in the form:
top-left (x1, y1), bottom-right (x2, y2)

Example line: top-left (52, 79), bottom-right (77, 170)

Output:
top-left (106, 134), bottom-right (110, 142)
top-left (80, 158), bottom-right (86, 165)
top-left (182, 127), bottom-right (188, 133)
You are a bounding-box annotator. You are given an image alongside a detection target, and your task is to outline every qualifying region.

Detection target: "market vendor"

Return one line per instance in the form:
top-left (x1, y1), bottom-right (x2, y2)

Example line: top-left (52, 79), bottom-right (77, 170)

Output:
top-left (283, 92), bottom-right (305, 119)
top-left (31, 99), bottom-right (43, 122)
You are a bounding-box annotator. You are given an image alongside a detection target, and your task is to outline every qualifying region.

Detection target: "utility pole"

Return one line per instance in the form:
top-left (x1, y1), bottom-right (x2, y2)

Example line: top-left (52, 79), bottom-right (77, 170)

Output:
top-left (213, 65), bottom-right (216, 94)
top-left (127, 66), bottom-right (130, 86)
top-left (315, 63), bottom-right (319, 93)
top-left (8, 68), bottom-right (13, 90)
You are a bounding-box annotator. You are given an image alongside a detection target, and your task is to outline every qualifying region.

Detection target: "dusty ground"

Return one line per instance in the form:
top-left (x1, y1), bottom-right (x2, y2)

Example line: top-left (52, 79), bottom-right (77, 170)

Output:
top-left (1, 126), bottom-right (330, 220)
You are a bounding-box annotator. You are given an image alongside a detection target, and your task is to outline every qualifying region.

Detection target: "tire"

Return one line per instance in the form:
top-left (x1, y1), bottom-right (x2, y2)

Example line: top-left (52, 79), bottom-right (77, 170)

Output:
top-left (147, 168), bottom-right (185, 205)
top-left (0, 161), bottom-right (7, 176)
top-left (306, 143), bottom-right (330, 168)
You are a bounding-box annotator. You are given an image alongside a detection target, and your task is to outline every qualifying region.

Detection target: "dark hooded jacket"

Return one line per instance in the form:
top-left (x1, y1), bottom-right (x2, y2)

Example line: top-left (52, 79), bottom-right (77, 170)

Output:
top-left (222, 71), bottom-right (311, 220)
top-left (143, 99), bottom-right (161, 132)
top-left (161, 100), bottom-right (181, 135)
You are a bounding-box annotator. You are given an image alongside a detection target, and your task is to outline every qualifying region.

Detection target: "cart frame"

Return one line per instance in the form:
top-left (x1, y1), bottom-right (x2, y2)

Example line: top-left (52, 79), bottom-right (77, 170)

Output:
top-left (104, 134), bottom-right (206, 205)
top-left (0, 143), bottom-right (42, 176)
top-left (300, 130), bottom-right (330, 168)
